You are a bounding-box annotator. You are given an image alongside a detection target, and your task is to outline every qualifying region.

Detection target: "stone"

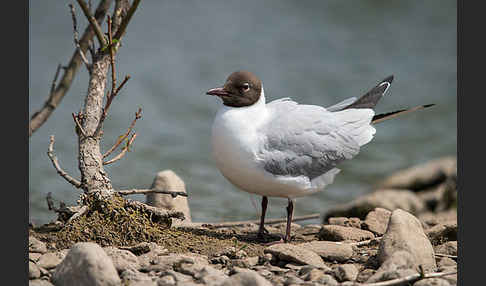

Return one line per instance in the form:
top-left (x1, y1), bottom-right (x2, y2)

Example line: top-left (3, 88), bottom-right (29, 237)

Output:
top-left (146, 170), bottom-right (191, 225)
top-left (298, 241), bottom-right (354, 262)
top-left (29, 252), bottom-right (42, 262)
top-left (378, 156), bottom-right (456, 191)
top-left (437, 257), bottom-right (456, 269)
top-left (52, 242), bottom-right (121, 286)
top-left (315, 274), bottom-right (339, 286)
top-left (119, 268), bottom-right (153, 284)
top-left (333, 264), bottom-right (358, 282)
top-left (302, 268), bottom-right (325, 281)
top-left (157, 275), bottom-right (176, 286)
top-left (426, 222), bottom-right (458, 245)
top-left (328, 217), bottom-right (362, 228)
top-left (378, 209), bottom-right (436, 271)
top-left (325, 189), bottom-right (426, 220)
top-left (367, 251), bottom-right (417, 283)
top-left (29, 261), bottom-right (41, 279)
top-left (193, 265), bottom-right (229, 286)
top-left (319, 225), bottom-right (374, 242)
top-left (220, 271), bottom-right (272, 286)
top-left (140, 252), bottom-right (207, 272)
top-left (37, 251), bottom-right (66, 270)
top-left (414, 278), bottom-right (451, 286)
top-left (157, 270), bottom-right (194, 285)
top-left (29, 236), bottom-right (47, 254)
top-left (363, 208), bottom-right (392, 236)
top-left (419, 210), bottom-right (457, 229)
top-left (264, 244), bottom-right (327, 269)
top-left (356, 269), bottom-right (376, 282)
top-left (104, 246), bottom-right (141, 272)
top-left (435, 241), bottom-right (457, 256)
top-left (231, 256), bottom-right (259, 268)
top-left (28, 280), bottom-right (55, 286)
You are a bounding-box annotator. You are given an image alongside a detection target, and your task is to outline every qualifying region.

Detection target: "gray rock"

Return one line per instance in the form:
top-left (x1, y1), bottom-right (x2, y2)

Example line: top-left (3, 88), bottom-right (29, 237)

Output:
top-left (119, 268), bottom-right (153, 284)
top-left (301, 268), bottom-right (325, 281)
top-left (37, 251), bottom-right (66, 270)
top-left (356, 269), bottom-right (376, 283)
top-left (426, 223), bottom-right (458, 245)
top-left (104, 246), bottom-right (141, 272)
top-left (367, 251), bottom-right (417, 283)
top-left (29, 236), bottom-right (47, 254)
top-left (52, 242), bottom-right (121, 286)
top-left (414, 278), bottom-right (451, 286)
top-left (378, 156), bottom-right (456, 191)
top-left (232, 256), bottom-right (259, 268)
top-left (437, 257), bottom-right (457, 269)
top-left (333, 264), bottom-right (358, 282)
top-left (146, 170), bottom-right (191, 225)
top-left (157, 275), bottom-right (176, 286)
top-left (298, 241), bottom-right (354, 262)
top-left (319, 225), bottom-right (374, 242)
top-left (315, 274), bottom-right (339, 286)
top-left (194, 265), bottom-right (229, 286)
top-left (435, 241), bottom-right (457, 256)
top-left (328, 217), bottom-right (362, 228)
top-left (363, 208), bottom-right (392, 236)
top-left (29, 252), bottom-right (42, 262)
top-left (29, 261), bottom-right (41, 279)
top-left (264, 243), bottom-right (327, 269)
top-left (324, 189), bottom-right (426, 220)
top-left (157, 270), bottom-right (194, 284)
top-left (283, 275), bottom-right (304, 285)
top-left (220, 271), bottom-right (272, 286)
top-left (29, 280), bottom-right (54, 286)
top-left (141, 252), bottom-right (207, 272)
top-left (378, 209), bottom-right (436, 271)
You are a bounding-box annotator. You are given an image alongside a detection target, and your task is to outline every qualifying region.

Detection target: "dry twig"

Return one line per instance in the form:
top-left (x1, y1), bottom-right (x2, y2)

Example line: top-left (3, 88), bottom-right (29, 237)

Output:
top-left (72, 112), bottom-right (87, 137)
top-left (103, 107), bottom-right (141, 158)
top-left (435, 253), bottom-right (458, 259)
top-left (47, 135), bottom-right (82, 188)
top-left (117, 188), bottom-right (188, 198)
top-left (199, 213), bottom-right (320, 228)
top-left (103, 133), bottom-right (137, 165)
top-left (113, 0), bottom-right (142, 40)
top-left (357, 270), bottom-right (456, 286)
top-left (76, 0), bottom-right (107, 47)
top-left (29, 0), bottom-right (112, 137)
top-left (69, 3), bottom-right (91, 71)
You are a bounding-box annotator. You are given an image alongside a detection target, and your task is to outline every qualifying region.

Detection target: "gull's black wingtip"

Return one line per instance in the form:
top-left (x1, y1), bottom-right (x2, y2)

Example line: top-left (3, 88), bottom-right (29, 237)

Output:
top-left (423, 104), bottom-right (435, 108)
top-left (383, 75), bottom-right (394, 84)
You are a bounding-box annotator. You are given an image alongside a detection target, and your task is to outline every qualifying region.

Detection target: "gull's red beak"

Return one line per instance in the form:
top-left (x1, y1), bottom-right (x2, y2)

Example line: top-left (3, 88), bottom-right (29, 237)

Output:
top-left (206, 87), bottom-right (230, 97)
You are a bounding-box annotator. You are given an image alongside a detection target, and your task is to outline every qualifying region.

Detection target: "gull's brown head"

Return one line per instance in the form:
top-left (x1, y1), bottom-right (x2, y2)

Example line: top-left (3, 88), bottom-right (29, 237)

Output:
top-left (206, 70), bottom-right (262, 107)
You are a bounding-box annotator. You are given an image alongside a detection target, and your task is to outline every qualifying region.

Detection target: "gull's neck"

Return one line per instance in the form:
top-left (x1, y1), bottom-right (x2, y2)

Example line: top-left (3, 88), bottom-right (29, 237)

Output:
top-left (217, 87), bottom-right (268, 126)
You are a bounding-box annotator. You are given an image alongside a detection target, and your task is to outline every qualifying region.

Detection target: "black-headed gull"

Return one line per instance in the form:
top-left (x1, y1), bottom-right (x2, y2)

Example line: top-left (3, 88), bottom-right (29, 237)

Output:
top-left (206, 70), bottom-right (433, 242)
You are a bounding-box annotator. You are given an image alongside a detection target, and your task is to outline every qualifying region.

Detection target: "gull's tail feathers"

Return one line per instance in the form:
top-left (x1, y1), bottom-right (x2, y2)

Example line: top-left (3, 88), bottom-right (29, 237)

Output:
top-left (372, 104), bottom-right (435, 124)
top-left (343, 75), bottom-right (394, 110)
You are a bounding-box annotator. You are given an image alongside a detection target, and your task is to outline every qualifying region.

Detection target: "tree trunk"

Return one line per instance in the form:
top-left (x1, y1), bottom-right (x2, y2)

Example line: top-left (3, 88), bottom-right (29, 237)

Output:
top-left (78, 53), bottom-right (113, 193)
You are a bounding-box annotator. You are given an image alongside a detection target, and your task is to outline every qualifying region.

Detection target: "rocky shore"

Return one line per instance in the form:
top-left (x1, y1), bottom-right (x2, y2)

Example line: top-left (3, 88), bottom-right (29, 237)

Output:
top-left (29, 156), bottom-right (457, 286)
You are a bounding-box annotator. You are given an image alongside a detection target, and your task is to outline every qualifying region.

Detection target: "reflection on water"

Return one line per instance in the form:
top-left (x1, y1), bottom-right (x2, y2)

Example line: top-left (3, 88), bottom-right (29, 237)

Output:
top-left (29, 0), bottom-right (456, 225)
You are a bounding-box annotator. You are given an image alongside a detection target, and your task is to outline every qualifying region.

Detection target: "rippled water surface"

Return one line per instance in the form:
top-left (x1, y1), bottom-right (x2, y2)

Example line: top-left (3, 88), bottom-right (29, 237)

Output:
top-left (29, 1), bottom-right (456, 225)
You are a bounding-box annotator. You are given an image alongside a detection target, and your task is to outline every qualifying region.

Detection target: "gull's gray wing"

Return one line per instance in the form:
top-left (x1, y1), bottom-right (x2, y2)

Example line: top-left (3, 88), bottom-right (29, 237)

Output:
top-left (257, 98), bottom-right (375, 181)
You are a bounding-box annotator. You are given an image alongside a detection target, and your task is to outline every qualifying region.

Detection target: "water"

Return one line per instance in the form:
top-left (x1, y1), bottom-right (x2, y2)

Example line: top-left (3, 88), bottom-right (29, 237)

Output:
top-left (29, 1), bottom-right (456, 225)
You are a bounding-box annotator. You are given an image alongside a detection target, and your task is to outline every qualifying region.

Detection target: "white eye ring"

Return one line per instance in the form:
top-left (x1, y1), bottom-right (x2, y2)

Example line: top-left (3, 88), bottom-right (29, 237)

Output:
top-left (242, 83), bottom-right (250, 92)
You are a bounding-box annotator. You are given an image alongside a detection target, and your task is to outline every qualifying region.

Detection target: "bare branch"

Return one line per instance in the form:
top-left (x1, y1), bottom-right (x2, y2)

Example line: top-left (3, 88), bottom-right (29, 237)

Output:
top-left (76, 0), bottom-right (107, 47)
top-left (124, 199), bottom-right (186, 222)
top-left (50, 64), bottom-right (62, 94)
top-left (113, 0), bottom-right (142, 41)
top-left (117, 188), bottom-right (188, 198)
top-left (435, 253), bottom-right (457, 259)
top-left (72, 113), bottom-right (87, 137)
top-left (198, 213), bottom-right (321, 228)
top-left (356, 270), bottom-right (456, 286)
top-left (47, 135), bottom-right (82, 188)
top-left (29, 0), bottom-right (113, 137)
top-left (107, 15), bottom-right (116, 97)
top-left (103, 107), bottom-right (142, 158)
top-left (103, 133), bottom-right (137, 165)
top-left (69, 4), bottom-right (91, 72)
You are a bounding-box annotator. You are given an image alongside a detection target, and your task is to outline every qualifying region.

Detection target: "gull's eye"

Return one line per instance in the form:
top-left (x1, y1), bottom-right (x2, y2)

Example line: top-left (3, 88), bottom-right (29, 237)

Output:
top-left (242, 83), bottom-right (250, 92)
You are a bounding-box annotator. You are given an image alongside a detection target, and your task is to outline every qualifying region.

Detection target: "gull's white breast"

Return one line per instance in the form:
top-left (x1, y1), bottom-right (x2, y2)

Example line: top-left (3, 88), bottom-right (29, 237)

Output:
top-left (211, 90), bottom-right (314, 198)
